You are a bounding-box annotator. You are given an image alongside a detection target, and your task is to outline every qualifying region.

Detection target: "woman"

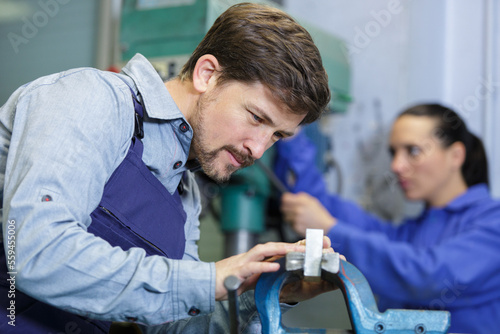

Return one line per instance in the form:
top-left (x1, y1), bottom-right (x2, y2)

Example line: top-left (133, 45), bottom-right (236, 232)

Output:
top-left (278, 104), bottom-right (500, 333)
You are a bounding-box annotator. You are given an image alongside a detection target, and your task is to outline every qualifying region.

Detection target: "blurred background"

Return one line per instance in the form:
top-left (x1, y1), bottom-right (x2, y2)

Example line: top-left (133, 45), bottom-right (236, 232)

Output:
top-left (0, 0), bottom-right (498, 331)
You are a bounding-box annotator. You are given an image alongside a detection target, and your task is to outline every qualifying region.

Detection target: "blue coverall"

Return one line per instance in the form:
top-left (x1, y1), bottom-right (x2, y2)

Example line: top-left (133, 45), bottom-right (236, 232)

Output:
top-left (275, 131), bottom-right (500, 333)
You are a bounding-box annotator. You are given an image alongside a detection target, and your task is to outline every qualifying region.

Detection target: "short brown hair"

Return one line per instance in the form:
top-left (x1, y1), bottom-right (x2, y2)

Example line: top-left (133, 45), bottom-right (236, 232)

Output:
top-left (179, 2), bottom-right (330, 124)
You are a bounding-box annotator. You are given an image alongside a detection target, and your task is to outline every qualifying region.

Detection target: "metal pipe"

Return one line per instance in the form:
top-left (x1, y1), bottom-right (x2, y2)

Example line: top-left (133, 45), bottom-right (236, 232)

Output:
top-left (224, 230), bottom-right (258, 257)
top-left (96, 0), bottom-right (122, 69)
top-left (483, 0), bottom-right (494, 158)
top-left (224, 275), bottom-right (242, 334)
top-left (483, 0), bottom-right (497, 194)
top-left (255, 159), bottom-right (288, 193)
top-left (96, 0), bottom-right (112, 69)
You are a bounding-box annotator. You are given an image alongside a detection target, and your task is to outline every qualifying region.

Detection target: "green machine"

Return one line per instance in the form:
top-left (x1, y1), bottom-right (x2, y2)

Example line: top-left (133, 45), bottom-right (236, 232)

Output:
top-left (120, 0), bottom-right (351, 257)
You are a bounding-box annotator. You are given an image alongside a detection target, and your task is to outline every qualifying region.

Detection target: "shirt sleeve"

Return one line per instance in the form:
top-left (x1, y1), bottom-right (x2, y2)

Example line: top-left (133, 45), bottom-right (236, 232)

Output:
top-left (329, 204), bottom-right (500, 308)
top-left (139, 292), bottom-right (254, 333)
top-left (1, 69), bottom-right (215, 325)
top-left (139, 290), bottom-right (297, 333)
top-left (322, 194), bottom-right (399, 236)
top-left (274, 129), bottom-right (329, 202)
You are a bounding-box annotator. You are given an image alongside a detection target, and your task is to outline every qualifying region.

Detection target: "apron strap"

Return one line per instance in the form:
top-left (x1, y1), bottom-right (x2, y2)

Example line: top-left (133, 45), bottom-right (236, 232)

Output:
top-left (129, 88), bottom-right (144, 139)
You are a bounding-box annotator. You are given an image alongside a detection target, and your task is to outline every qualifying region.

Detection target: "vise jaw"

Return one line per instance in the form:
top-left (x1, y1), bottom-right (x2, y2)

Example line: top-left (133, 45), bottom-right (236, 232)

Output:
top-left (287, 229), bottom-right (340, 282)
top-left (255, 229), bottom-right (451, 334)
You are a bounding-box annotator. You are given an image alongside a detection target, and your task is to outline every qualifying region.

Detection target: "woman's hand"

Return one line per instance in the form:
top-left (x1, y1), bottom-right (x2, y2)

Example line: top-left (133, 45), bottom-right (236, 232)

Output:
top-left (281, 192), bottom-right (337, 236)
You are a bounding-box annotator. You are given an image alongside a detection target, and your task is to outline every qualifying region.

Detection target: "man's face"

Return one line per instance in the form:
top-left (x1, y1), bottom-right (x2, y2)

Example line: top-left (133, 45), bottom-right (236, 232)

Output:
top-left (190, 81), bottom-right (304, 183)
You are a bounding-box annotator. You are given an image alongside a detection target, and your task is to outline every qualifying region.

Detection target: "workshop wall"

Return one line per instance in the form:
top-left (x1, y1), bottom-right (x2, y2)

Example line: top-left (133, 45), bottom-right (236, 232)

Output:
top-left (0, 0), bottom-right (99, 105)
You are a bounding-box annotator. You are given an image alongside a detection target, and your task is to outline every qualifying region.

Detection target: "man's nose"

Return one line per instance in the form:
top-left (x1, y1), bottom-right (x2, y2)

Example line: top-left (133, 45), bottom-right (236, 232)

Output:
top-left (244, 131), bottom-right (273, 160)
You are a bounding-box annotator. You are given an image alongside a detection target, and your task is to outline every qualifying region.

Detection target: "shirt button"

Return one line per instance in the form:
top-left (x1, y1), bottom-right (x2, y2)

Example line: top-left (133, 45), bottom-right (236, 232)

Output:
top-left (188, 306), bottom-right (200, 316)
top-left (41, 195), bottom-right (52, 202)
top-left (173, 161), bottom-right (182, 169)
top-left (179, 122), bottom-right (190, 133)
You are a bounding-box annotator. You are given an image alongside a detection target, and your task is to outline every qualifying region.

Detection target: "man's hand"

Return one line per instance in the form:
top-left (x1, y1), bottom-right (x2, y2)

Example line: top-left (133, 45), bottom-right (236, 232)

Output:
top-left (214, 237), bottom-right (334, 301)
top-left (281, 192), bottom-right (337, 236)
top-left (215, 242), bottom-right (301, 300)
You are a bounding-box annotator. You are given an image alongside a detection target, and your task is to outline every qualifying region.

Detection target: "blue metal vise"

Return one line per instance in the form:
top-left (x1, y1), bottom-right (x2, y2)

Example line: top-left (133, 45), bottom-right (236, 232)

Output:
top-left (255, 252), bottom-right (451, 334)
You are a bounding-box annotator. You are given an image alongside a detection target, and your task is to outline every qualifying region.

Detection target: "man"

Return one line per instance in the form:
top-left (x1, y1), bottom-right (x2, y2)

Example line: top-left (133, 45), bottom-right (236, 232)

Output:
top-left (0, 2), bottom-right (330, 333)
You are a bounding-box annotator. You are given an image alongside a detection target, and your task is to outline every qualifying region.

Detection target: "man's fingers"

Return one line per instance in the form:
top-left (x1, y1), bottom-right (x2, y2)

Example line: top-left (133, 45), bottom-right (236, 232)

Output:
top-left (295, 239), bottom-right (306, 246)
top-left (239, 261), bottom-right (281, 279)
top-left (295, 236), bottom-right (332, 250)
top-left (247, 242), bottom-right (305, 261)
top-left (323, 236), bottom-right (332, 249)
top-left (215, 240), bottom-right (342, 301)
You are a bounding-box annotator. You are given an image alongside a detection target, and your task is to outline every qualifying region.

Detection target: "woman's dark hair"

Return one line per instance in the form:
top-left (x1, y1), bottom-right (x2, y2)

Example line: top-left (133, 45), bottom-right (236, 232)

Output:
top-left (179, 2), bottom-right (330, 125)
top-left (398, 103), bottom-right (489, 188)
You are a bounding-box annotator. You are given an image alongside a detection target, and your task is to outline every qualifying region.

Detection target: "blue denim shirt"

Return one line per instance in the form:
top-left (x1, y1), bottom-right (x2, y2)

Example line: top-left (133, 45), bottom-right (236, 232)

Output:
top-left (0, 54), bottom-right (261, 329)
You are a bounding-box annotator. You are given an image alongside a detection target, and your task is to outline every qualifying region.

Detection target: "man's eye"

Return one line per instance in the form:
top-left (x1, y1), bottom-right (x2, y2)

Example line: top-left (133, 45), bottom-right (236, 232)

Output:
top-left (252, 113), bottom-right (263, 123)
top-left (273, 132), bottom-right (284, 140)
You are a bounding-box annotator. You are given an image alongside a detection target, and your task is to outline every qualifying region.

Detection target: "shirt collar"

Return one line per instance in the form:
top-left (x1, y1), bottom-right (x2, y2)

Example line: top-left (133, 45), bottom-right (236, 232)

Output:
top-left (121, 53), bottom-right (184, 121)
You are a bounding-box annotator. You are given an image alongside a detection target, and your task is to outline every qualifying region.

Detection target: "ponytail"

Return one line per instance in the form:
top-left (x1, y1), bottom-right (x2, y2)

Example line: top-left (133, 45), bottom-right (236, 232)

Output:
top-left (462, 132), bottom-right (489, 187)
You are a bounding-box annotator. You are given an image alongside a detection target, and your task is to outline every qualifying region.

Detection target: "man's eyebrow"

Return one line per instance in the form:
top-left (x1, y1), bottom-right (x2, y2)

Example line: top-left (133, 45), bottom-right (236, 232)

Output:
top-left (248, 104), bottom-right (295, 137)
top-left (280, 129), bottom-right (296, 138)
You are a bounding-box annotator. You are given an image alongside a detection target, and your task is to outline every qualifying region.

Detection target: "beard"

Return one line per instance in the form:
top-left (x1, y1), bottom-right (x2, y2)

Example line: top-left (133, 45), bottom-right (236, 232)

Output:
top-left (190, 92), bottom-right (254, 183)
top-left (194, 144), bottom-right (254, 183)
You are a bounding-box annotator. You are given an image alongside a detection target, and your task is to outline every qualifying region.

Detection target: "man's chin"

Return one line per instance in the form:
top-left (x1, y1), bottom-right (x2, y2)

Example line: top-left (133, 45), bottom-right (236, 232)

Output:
top-left (203, 165), bottom-right (239, 184)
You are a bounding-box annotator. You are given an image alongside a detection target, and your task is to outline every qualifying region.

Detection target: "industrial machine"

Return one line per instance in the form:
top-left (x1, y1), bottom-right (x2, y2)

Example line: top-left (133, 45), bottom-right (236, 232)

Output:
top-left (120, 0), bottom-right (351, 110)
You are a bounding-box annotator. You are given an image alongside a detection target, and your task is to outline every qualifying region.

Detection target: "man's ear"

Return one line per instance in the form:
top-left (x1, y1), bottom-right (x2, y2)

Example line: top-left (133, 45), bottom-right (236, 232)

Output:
top-left (192, 55), bottom-right (220, 93)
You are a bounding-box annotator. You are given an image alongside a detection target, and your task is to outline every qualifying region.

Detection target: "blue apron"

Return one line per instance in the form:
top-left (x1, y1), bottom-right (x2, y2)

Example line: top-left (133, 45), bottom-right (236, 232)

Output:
top-left (0, 88), bottom-right (187, 333)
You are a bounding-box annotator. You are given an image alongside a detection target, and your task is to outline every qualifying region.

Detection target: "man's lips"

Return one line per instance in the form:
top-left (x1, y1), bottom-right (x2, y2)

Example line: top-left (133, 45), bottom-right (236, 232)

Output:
top-left (228, 150), bottom-right (243, 167)
top-left (226, 148), bottom-right (253, 168)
